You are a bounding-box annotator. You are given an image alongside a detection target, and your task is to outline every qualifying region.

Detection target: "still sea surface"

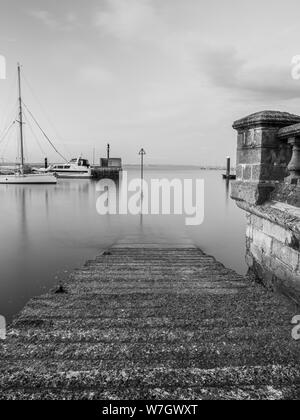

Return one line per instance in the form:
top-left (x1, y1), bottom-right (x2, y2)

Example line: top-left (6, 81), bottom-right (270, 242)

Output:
top-left (0, 168), bottom-right (247, 322)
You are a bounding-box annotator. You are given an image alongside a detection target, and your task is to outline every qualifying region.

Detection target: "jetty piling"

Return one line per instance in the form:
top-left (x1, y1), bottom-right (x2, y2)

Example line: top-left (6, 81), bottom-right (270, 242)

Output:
top-left (223, 157), bottom-right (236, 180)
top-left (226, 156), bottom-right (231, 178)
top-left (91, 144), bottom-right (122, 180)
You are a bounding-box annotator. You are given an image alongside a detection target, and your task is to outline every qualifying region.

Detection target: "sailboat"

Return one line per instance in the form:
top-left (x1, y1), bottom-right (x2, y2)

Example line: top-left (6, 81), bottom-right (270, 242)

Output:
top-left (0, 64), bottom-right (57, 185)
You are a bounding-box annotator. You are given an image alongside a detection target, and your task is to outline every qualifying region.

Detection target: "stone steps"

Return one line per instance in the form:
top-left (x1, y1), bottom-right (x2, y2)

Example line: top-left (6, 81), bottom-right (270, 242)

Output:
top-left (1, 246), bottom-right (299, 400)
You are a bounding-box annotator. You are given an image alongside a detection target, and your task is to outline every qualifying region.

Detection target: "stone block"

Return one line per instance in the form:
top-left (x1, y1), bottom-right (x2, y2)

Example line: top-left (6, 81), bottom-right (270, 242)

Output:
top-left (236, 165), bottom-right (243, 180)
top-left (237, 128), bottom-right (280, 149)
top-left (261, 128), bottom-right (282, 147)
top-left (251, 164), bottom-right (262, 181)
top-left (243, 165), bottom-right (252, 180)
top-left (261, 144), bottom-right (292, 165)
top-left (251, 215), bottom-right (264, 231)
top-left (271, 183), bottom-right (300, 208)
top-left (231, 181), bottom-right (276, 206)
top-left (272, 239), bottom-right (300, 271)
top-left (246, 223), bottom-right (253, 241)
top-left (237, 148), bottom-right (261, 165)
top-left (248, 243), bottom-right (264, 265)
top-left (252, 228), bottom-right (273, 256)
top-left (261, 219), bottom-right (293, 245)
top-left (249, 253), bottom-right (300, 301)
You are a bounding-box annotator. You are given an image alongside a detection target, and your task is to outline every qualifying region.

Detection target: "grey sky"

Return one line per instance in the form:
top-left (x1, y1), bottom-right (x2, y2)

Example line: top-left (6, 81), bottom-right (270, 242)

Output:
top-left (1, 0), bottom-right (300, 165)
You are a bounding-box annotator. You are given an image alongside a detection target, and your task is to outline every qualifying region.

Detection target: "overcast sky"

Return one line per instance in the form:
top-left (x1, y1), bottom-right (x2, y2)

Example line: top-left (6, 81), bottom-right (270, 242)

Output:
top-left (1, 0), bottom-right (300, 165)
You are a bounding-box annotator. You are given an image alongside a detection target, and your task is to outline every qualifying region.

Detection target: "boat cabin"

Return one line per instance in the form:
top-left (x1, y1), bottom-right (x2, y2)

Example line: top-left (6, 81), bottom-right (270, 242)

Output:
top-left (69, 158), bottom-right (90, 168)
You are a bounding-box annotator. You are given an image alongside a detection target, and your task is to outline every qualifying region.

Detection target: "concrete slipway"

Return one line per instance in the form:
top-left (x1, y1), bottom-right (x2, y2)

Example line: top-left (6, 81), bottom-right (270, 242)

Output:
top-left (0, 235), bottom-right (299, 400)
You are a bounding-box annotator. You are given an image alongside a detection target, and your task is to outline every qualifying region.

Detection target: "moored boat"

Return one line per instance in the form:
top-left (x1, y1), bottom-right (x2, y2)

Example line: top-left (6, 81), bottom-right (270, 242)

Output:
top-left (0, 173), bottom-right (57, 184)
top-left (0, 64), bottom-right (57, 185)
top-left (46, 157), bottom-right (93, 179)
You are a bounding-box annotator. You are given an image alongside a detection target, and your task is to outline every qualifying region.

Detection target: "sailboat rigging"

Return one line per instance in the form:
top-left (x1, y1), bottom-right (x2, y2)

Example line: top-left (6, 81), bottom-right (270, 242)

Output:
top-left (0, 64), bottom-right (57, 184)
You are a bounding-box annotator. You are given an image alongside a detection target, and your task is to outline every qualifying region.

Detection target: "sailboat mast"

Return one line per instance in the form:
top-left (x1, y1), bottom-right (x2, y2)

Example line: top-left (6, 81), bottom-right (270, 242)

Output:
top-left (17, 63), bottom-right (25, 174)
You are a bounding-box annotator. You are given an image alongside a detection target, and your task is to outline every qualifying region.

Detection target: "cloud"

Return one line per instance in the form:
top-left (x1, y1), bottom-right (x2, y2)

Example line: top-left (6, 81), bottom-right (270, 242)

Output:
top-left (29, 9), bottom-right (79, 31)
top-left (29, 10), bottom-right (59, 28)
top-left (200, 46), bottom-right (300, 100)
top-left (95, 0), bottom-right (162, 42)
top-left (200, 47), bottom-right (245, 89)
top-left (78, 66), bottom-right (113, 85)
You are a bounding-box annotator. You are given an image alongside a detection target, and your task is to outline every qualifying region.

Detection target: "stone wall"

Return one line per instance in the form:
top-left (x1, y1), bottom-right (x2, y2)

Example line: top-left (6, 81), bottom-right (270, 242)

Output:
top-left (245, 202), bottom-right (300, 302)
top-left (232, 111), bottom-right (300, 303)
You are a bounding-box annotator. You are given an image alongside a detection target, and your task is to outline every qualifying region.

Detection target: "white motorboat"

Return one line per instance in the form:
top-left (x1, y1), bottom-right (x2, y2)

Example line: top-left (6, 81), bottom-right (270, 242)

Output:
top-left (0, 64), bottom-right (57, 185)
top-left (46, 157), bottom-right (93, 179)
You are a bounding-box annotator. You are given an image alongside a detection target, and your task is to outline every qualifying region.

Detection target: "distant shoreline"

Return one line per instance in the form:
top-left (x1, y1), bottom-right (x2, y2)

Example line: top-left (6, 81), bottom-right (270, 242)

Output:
top-left (0, 162), bottom-right (232, 171)
top-left (123, 164), bottom-right (229, 171)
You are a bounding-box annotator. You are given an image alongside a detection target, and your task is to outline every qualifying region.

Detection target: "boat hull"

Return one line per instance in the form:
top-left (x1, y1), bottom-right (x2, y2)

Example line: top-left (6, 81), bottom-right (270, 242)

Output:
top-left (0, 174), bottom-right (57, 184)
top-left (55, 173), bottom-right (93, 179)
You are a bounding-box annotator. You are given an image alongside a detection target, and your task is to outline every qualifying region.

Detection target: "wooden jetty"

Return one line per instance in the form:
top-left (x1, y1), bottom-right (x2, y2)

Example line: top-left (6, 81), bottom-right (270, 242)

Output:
top-left (0, 238), bottom-right (300, 400)
top-left (91, 144), bottom-right (122, 180)
top-left (91, 166), bottom-right (122, 180)
top-left (222, 174), bottom-right (236, 180)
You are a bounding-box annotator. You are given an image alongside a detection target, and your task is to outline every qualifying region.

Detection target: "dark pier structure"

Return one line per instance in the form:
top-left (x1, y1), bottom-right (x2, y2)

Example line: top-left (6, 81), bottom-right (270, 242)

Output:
top-left (222, 157), bottom-right (236, 180)
top-left (91, 144), bottom-right (122, 180)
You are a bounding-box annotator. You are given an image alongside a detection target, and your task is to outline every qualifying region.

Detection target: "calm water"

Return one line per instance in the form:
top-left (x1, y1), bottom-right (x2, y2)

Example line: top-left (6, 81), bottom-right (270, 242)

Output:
top-left (0, 169), bottom-right (247, 322)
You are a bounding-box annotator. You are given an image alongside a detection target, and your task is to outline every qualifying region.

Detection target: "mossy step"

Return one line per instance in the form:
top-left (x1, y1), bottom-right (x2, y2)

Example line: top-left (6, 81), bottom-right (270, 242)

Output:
top-left (1, 246), bottom-right (299, 399)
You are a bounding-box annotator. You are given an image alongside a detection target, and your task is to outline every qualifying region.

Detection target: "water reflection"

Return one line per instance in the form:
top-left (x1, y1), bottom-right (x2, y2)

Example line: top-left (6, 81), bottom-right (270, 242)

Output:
top-left (19, 188), bottom-right (29, 251)
top-left (225, 179), bottom-right (230, 203)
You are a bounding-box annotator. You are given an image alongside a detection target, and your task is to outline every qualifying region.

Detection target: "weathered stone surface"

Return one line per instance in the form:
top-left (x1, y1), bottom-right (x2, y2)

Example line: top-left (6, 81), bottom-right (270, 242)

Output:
top-left (237, 148), bottom-right (262, 165)
top-left (233, 111), bottom-right (299, 204)
top-left (231, 181), bottom-right (276, 206)
top-left (0, 246), bottom-right (299, 400)
top-left (243, 202), bottom-right (300, 302)
top-left (233, 111), bottom-right (300, 131)
top-left (278, 123), bottom-right (300, 140)
top-left (232, 111), bottom-right (300, 304)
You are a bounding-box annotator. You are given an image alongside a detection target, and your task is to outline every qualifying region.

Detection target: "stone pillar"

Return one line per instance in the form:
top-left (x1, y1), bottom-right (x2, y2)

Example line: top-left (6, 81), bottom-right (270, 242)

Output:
top-left (231, 111), bottom-right (300, 303)
top-left (278, 123), bottom-right (300, 184)
top-left (231, 111), bottom-right (300, 206)
top-left (288, 138), bottom-right (300, 181)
